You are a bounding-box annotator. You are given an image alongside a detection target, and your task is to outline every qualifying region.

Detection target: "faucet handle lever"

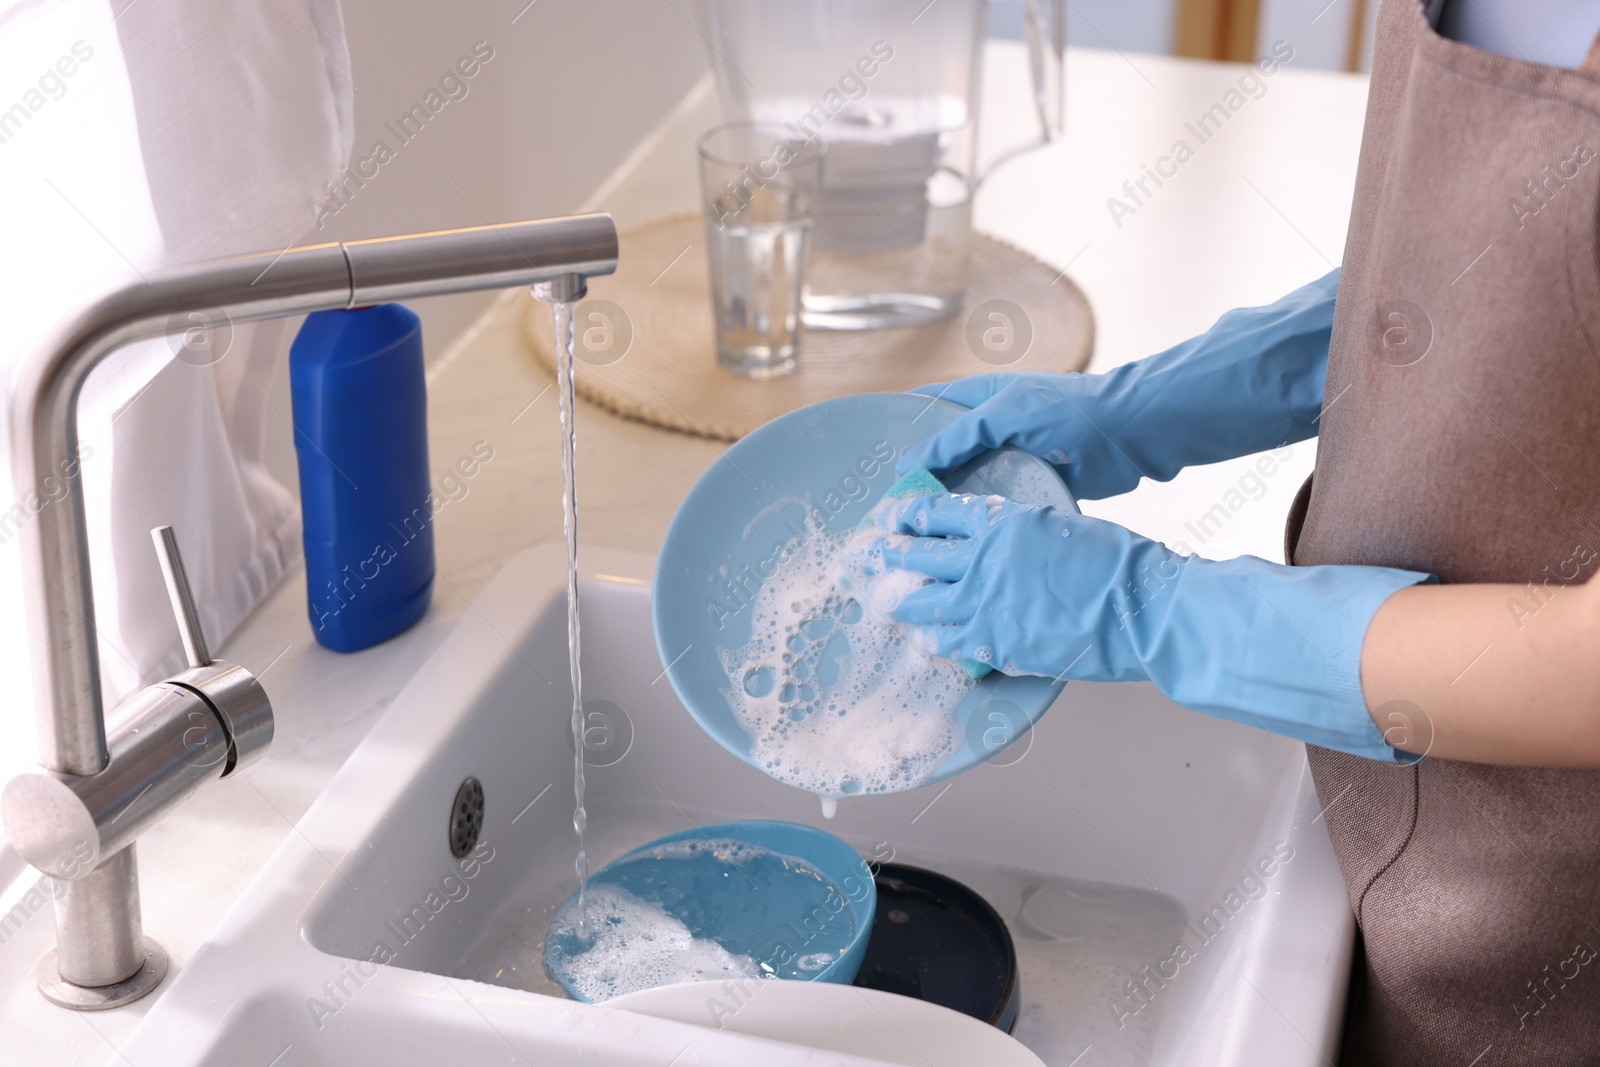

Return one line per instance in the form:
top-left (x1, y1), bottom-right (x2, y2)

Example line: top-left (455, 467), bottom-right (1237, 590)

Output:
top-left (151, 525), bottom-right (211, 669)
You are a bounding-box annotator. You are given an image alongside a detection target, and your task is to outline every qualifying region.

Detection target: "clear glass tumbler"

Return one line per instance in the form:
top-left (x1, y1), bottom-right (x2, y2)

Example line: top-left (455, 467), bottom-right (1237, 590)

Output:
top-left (697, 124), bottom-right (824, 379)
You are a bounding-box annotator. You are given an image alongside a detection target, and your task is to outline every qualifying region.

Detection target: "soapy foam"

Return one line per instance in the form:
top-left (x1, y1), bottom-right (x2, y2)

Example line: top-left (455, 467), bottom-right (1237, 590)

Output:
top-left (643, 837), bottom-right (780, 867)
top-left (719, 511), bottom-right (976, 798)
top-left (545, 883), bottom-right (760, 1002)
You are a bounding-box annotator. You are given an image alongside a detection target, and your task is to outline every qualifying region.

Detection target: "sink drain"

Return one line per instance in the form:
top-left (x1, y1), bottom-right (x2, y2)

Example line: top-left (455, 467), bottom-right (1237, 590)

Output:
top-left (449, 777), bottom-right (485, 859)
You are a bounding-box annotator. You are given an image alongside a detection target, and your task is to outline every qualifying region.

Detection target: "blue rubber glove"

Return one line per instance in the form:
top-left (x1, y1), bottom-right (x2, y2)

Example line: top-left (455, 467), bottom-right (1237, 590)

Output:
top-left (901, 270), bottom-right (1338, 500)
top-left (855, 493), bottom-right (1434, 762)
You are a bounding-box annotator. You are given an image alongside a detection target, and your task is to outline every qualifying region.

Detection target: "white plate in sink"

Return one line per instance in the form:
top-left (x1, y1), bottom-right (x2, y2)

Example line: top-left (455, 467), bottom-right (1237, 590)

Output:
top-left (610, 979), bottom-right (1046, 1067)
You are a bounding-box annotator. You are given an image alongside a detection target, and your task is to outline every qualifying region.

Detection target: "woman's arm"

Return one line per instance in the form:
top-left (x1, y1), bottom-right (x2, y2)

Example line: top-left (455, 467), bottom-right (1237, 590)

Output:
top-left (900, 269), bottom-right (1342, 501)
top-left (1362, 572), bottom-right (1600, 765)
top-left (1087, 267), bottom-right (1338, 484)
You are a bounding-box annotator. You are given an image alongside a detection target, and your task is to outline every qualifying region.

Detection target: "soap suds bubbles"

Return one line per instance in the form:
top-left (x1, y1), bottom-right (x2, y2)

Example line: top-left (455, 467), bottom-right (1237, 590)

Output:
top-left (544, 883), bottom-right (760, 1002)
top-left (644, 837), bottom-right (771, 866)
top-left (719, 512), bottom-right (976, 800)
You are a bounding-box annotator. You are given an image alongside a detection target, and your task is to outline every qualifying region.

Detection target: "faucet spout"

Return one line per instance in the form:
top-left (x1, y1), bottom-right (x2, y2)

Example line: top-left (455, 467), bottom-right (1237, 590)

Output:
top-left (532, 272), bottom-right (589, 304)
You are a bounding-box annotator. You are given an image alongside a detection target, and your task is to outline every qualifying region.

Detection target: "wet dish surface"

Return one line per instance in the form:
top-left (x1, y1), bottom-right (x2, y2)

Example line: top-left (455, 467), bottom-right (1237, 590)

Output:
top-left (653, 392), bottom-right (1077, 796)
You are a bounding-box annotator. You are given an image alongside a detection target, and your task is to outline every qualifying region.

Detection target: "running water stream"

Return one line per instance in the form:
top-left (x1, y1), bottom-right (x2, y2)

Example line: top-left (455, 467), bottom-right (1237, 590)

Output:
top-left (549, 298), bottom-right (588, 937)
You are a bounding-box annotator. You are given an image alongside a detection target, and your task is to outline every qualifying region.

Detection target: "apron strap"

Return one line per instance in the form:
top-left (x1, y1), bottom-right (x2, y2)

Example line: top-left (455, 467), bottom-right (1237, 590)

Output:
top-left (1583, 30), bottom-right (1600, 77)
top-left (1282, 473), bottom-right (1312, 566)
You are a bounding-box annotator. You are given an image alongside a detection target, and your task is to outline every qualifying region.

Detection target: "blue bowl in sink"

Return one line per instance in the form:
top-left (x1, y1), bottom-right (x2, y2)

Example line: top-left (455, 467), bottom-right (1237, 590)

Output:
top-left (544, 819), bottom-right (876, 1001)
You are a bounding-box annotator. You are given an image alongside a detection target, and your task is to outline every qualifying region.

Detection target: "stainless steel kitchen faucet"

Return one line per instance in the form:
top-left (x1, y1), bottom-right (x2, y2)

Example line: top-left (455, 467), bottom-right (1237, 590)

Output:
top-left (0, 214), bottom-right (618, 1009)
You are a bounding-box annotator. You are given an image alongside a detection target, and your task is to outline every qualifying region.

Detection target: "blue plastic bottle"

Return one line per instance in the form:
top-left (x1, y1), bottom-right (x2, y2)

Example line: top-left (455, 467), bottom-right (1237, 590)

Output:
top-left (289, 304), bottom-right (433, 652)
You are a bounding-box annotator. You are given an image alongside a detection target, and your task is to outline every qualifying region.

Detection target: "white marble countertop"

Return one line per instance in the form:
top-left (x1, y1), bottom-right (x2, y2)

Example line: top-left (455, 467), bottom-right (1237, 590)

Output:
top-left (0, 42), bottom-right (1368, 1064)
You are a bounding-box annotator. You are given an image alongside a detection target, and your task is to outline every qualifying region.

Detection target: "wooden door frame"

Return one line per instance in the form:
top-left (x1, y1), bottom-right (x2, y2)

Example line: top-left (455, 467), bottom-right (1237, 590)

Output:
top-left (1173, 0), bottom-right (1262, 63)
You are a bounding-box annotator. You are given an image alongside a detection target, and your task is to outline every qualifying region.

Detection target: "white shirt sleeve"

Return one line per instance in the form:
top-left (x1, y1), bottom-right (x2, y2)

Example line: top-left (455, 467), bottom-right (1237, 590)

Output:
top-left (1437, 0), bottom-right (1600, 70)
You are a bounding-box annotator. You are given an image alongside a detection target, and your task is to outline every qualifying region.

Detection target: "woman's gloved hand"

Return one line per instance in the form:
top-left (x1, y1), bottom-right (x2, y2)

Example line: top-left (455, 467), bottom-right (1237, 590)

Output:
top-left (900, 269), bottom-right (1340, 500)
top-left (852, 492), bottom-right (1434, 762)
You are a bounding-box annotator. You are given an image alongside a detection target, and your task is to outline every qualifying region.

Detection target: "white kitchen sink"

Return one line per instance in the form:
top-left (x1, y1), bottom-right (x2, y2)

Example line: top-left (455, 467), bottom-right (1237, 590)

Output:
top-left (112, 545), bottom-right (1350, 1066)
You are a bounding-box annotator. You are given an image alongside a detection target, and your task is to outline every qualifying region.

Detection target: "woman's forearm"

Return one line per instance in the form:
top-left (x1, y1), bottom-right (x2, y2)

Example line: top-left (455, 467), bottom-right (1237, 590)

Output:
top-left (1360, 566), bottom-right (1600, 765)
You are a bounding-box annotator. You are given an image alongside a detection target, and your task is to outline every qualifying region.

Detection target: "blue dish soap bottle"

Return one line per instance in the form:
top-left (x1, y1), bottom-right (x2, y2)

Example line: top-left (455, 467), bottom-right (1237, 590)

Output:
top-left (289, 304), bottom-right (433, 652)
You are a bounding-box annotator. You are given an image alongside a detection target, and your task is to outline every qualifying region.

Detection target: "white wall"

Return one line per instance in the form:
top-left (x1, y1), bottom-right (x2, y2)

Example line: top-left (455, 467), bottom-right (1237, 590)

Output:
top-left (318, 0), bottom-right (709, 344)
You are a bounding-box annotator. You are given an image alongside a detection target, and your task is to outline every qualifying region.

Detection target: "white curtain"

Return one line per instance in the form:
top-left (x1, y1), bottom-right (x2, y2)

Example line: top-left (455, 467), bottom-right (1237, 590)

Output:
top-left (0, 0), bottom-right (353, 782)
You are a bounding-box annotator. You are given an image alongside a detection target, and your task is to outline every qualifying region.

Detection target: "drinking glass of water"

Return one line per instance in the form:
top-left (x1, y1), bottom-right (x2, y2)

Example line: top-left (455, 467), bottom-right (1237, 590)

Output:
top-left (697, 124), bottom-right (824, 379)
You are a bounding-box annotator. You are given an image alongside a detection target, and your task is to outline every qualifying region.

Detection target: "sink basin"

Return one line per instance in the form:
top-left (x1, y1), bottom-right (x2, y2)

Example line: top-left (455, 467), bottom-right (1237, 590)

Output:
top-left (113, 546), bottom-right (1350, 1066)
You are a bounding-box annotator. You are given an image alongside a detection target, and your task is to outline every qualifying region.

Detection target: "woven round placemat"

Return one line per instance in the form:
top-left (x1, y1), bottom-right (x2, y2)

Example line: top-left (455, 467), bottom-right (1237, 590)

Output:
top-left (520, 213), bottom-right (1093, 441)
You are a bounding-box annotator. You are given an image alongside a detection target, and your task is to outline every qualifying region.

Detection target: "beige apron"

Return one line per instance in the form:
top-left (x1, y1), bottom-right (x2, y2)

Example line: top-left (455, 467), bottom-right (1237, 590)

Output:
top-left (1285, 1), bottom-right (1600, 1061)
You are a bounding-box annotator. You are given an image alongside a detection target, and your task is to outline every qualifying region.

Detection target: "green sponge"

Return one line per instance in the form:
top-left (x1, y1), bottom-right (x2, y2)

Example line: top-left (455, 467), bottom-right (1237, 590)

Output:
top-left (855, 465), bottom-right (950, 533)
top-left (855, 466), bottom-right (991, 682)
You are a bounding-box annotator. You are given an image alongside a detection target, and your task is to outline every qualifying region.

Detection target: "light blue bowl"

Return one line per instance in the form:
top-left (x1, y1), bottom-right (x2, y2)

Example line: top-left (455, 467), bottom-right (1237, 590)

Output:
top-left (546, 819), bottom-right (876, 1000)
top-left (652, 392), bottom-right (1076, 791)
